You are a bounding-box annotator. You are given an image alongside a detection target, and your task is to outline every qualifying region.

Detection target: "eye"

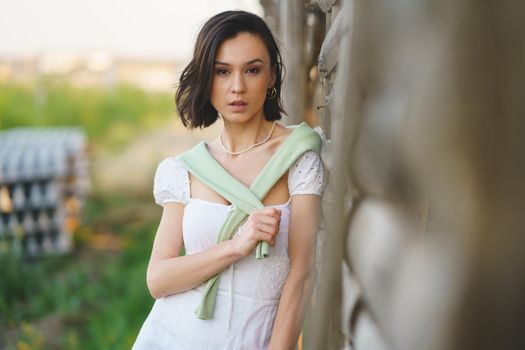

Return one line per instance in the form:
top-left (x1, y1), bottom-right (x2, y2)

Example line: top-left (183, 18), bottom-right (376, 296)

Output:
top-left (246, 67), bottom-right (260, 74)
top-left (215, 68), bottom-right (229, 76)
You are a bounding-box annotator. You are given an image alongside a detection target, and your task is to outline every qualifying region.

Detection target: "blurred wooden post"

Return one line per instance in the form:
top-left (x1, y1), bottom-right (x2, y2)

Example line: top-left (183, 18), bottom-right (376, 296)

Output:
top-left (279, 0), bottom-right (305, 125)
top-left (261, 1), bottom-right (525, 349)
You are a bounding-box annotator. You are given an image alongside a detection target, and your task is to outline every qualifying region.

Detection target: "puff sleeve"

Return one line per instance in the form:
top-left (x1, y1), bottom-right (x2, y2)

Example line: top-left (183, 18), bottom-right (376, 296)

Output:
top-left (288, 150), bottom-right (327, 196)
top-left (152, 157), bottom-right (190, 206)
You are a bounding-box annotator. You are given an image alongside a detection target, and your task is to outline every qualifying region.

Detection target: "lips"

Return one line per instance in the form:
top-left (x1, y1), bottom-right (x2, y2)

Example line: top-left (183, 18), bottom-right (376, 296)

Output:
top-left (229, 100), bottom-right (247, 106)
top-left (228, 100), bottom-right (248, 112)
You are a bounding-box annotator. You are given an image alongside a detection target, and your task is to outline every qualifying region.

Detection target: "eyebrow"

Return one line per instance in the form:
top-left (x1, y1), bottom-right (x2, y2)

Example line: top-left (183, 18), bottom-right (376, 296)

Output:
top-left (214, 58), bottom-right (264, 66)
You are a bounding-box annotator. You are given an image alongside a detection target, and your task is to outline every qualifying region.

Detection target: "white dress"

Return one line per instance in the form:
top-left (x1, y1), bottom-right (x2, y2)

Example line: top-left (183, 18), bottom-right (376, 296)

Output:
top-left (132, 139), bottom-right (327, 349)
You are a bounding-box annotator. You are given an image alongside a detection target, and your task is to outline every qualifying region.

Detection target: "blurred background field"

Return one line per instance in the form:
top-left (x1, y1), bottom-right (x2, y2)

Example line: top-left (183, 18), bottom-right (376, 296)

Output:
top-left (0, 79), bottom-right (173, 152)
top-left (0, 77), bottom-right (178, 349)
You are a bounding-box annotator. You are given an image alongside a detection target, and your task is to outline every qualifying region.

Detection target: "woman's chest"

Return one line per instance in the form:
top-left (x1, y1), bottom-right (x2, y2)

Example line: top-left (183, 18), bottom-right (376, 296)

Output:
top-left (181, 200), bottom-right (291, 255)
top-left (188, 171), bottom-right (290, 207)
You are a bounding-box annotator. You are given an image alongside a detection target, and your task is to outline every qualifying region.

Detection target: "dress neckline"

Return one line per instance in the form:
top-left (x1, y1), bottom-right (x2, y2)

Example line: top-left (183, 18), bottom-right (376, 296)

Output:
top-left (201, 121), bottom-right (307, 189)
top-left (188, 197), bottom-right (292, 208)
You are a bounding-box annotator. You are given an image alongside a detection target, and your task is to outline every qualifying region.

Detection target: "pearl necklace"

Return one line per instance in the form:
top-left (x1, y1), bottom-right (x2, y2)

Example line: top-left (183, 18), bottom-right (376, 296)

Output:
top-left (219, 121), bottom-right (277, 155)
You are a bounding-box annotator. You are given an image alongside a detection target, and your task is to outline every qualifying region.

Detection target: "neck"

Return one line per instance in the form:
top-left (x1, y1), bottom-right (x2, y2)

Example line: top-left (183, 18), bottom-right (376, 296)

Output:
top-left (220, 116), bottom-right (274, 154)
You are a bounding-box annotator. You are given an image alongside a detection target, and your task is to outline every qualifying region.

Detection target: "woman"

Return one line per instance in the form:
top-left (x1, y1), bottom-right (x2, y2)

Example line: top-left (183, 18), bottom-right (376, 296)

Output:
top-left (132, 10), bottom-right (327, 350)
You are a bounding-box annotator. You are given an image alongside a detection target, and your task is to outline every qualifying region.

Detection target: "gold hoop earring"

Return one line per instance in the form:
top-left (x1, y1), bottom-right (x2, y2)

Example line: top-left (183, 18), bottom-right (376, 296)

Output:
top-left (267, 87), bottom-right (277, 99)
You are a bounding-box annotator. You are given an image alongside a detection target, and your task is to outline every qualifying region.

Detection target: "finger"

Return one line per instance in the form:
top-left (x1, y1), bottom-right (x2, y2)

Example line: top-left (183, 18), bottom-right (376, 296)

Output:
top-left (261, 208), bottom-right (282, 222)
top-left (255, 222), bottom-right (279, 236)
top-left (257, 231), bottom-right (276, 246)
top-left (273, 209), bottom-right (282, 223)
top-left (261, 211), bottom-right (281, 225)
top-left (254, 214), bottom-right (279, 227)
top-left (259, 207), bottom-right (282, 217)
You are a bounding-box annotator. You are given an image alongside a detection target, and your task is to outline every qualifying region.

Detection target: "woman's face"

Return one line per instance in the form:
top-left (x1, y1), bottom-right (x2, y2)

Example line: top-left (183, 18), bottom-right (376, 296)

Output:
top-left (210, 32), bottom-right (275, 124)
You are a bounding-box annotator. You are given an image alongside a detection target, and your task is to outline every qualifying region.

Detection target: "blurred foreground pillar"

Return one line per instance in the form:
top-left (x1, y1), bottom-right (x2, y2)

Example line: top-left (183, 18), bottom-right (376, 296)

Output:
top-left (308, 0), bottom-right (525, 350)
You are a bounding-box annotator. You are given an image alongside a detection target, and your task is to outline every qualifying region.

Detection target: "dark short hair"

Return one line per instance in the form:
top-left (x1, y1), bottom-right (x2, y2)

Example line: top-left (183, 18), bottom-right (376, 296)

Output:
top-left (175, 10), bottom-right (286, 129)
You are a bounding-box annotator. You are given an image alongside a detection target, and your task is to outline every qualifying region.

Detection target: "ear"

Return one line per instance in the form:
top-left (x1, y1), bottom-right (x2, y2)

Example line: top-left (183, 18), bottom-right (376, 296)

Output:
top-left (269, 64), bottom-right (276, 88)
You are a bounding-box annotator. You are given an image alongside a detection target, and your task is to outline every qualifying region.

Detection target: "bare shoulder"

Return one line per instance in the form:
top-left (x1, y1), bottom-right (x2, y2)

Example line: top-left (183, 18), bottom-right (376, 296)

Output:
top-left (271, 122), bottom-right (292, 148)
top-left (274, 121), bottom-right (292, 137)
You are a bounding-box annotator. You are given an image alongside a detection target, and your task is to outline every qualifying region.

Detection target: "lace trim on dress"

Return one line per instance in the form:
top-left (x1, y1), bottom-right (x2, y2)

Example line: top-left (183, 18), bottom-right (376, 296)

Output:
top-left (288, 150), bottom-right (326, 196)
top-left (253, 253), bottom-right (290, 300)
top-left (152, 157), bottom-right (190, 206)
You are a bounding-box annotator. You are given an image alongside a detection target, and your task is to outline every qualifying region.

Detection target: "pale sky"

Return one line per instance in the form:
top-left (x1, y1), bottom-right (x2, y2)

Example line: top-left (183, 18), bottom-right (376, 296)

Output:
top-left (0, 0), bottom-right (263, 60)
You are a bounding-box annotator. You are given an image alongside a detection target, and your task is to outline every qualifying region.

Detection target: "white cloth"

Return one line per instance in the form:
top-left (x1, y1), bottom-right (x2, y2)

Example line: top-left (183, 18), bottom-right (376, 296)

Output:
top-left (132, 131), bottom-right (327, 350)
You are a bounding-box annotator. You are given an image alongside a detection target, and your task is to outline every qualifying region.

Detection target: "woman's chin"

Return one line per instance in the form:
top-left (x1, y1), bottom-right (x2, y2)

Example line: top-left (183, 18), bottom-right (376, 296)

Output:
top-left (222, 112), bottom-right (261, 123)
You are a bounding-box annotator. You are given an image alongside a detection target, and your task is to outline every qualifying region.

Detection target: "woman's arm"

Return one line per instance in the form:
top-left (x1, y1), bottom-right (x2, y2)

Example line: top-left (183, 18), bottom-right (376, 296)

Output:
top-left (268, 194), bottom-right (321, 350)
top-left (146, 202), bottom-right (242, 299)
top-left (146, 203), bottom-right (281, 299)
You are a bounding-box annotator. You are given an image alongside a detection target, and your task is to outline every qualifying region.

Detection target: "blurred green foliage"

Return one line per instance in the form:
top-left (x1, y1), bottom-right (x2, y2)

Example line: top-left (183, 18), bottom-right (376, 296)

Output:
top-left (0, 192), bottom-right (159, 349)
top-left (0, 78), bottom-right (174, 151)
top-left (0, 79), bottom-right (179, 349)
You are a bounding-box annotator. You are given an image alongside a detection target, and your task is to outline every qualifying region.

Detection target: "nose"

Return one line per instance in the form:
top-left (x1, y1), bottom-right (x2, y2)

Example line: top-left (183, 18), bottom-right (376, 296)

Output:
top-left (230, 71), bottom-right (246, 94)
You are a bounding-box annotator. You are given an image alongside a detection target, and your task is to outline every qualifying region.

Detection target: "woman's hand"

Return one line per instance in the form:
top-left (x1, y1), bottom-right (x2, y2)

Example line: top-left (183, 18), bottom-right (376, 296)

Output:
top-left (232, 207), bottom-right (282, 257)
